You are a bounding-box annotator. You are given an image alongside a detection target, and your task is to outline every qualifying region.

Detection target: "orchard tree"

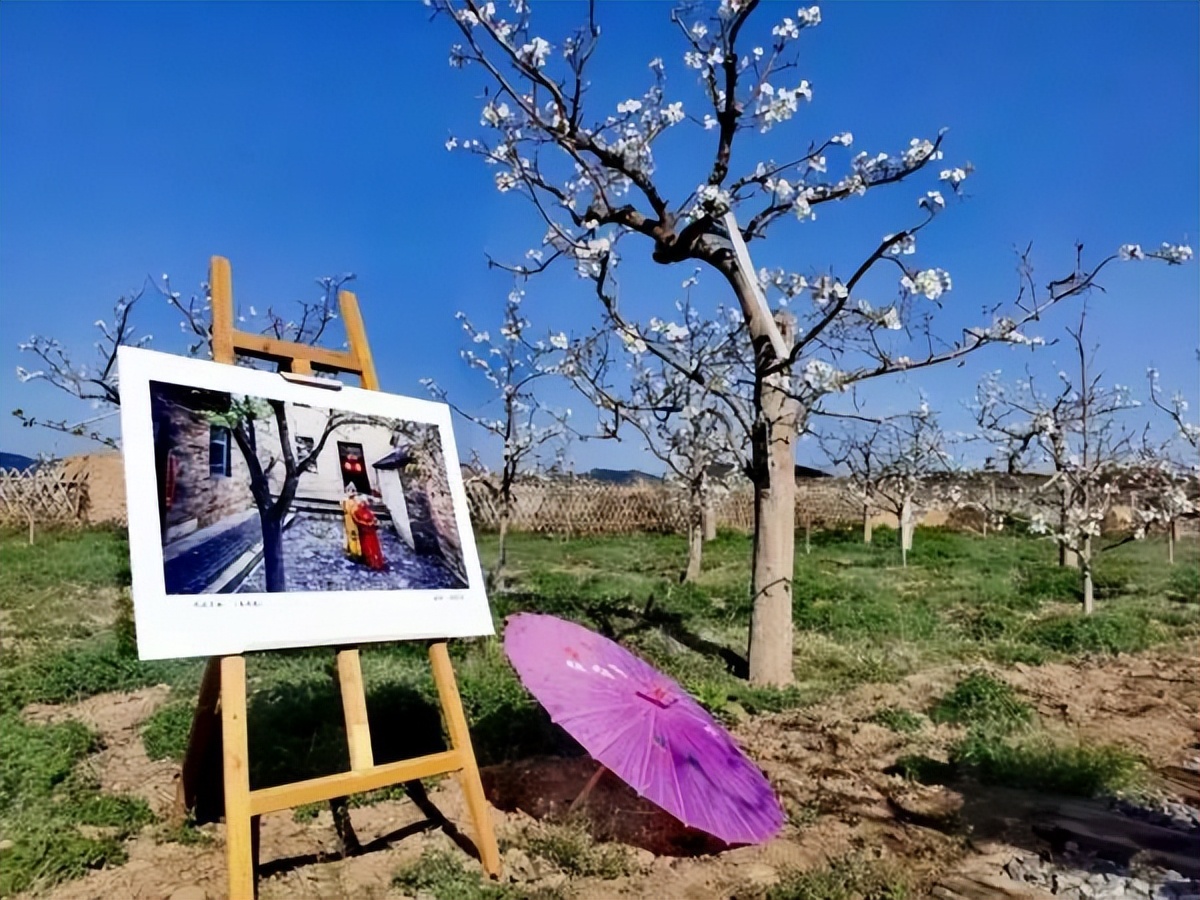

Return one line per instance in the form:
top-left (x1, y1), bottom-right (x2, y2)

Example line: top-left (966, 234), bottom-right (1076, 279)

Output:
top-left (819, 403), bottom-right (950, 566)
top-left (431, 0), bottom-right (1192, 683)
top-left (566, 285), bottom-right (749, 581)
top-left (977, 311), bottom-right (1148, 613)
top-left (422, 284), bottom-right (570, 585)
top-left (1135, 369), bottom-right (1200, 562)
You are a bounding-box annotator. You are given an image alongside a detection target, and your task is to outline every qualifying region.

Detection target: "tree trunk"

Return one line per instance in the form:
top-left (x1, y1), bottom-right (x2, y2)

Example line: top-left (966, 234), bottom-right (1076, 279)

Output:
top-left (492, 512), bottom-right (510, 586)
top-left (703, 499), bottom-right (717, 542)
top-left (747, 313), bottom-right (798, 688)
top-left (804, 515), bottom-right (812, 556)
top-left (1168, 519), bottom-right (1177, 565)
top-left (684, 518), bottom-right (703, 583)
top-left (1080, 535), bottom-right (1094, 614)
top-left (261, 512), bottom-right (286, 593)
top-left (862, 503), bottom-right (873, 544)
top-left (900, 496), bottom-right (914, 567)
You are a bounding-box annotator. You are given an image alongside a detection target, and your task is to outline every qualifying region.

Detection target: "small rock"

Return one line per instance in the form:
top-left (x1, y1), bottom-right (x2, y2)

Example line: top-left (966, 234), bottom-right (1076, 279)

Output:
top-left (0, 840), bottom-right (13, 852)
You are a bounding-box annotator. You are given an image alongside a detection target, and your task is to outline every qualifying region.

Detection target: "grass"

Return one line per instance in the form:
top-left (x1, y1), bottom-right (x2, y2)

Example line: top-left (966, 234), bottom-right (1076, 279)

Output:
top-left (762, 854), bottom-right (912, 900)
top-left (867, 706), bottom-right (925, 734)
top-left (929, 671), bottom-right (1033, 733)
top-left (0, 711), bottom-right (154, 895)
top-left (392, 848), bottom-right (566, 900)
top-left (951, 732), bottom-right (1145, 796)
top-left (521, 820), bottom-right (633, 879)
top-left (0, 525), bottom-right (1195, 894)
top-left (899, 672), bottom-right (1147, 798)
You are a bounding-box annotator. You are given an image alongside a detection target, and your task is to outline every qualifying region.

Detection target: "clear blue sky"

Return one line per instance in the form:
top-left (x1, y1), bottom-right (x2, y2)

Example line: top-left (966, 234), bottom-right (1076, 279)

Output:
top-left (2, 1), bottom-right (1197, 472)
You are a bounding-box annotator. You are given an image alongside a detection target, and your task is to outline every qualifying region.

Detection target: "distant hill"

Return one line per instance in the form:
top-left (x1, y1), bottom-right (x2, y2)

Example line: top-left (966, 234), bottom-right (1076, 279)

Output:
top-left (587, 468), bottom-right (663, 485)
top-left (0, 452), bottom-right (37, 473)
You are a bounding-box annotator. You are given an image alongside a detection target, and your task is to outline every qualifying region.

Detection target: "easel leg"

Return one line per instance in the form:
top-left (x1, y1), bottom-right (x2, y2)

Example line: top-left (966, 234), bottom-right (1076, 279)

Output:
top-left (330, 647), bottom-right (372, 855)
top-left (429, 641), bottom-right (501, 877)
top-left (221, 655), bottom-right (255, 900)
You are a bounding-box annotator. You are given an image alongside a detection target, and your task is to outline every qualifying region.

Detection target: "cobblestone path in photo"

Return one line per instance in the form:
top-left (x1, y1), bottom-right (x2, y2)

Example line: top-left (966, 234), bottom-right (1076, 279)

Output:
top-left (163, 516), bottom-right (260, 595)
top-left (237, 511), bottom-right (466, 593)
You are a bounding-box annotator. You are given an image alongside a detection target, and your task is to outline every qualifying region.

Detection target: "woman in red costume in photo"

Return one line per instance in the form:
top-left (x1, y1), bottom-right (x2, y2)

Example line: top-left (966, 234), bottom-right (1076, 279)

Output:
top-left (351, 496), bottom-right (386, 571)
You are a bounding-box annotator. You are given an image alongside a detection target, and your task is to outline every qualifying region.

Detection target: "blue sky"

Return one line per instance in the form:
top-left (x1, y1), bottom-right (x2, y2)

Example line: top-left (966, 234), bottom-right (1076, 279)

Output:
top-left (2, 1), bottom-right (1197, 473)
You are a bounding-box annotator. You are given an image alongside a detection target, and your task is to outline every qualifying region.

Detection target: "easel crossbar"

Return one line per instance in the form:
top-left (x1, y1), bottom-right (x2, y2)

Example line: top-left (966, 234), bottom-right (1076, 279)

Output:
top-left (249, 750), bottom-right (465, 816)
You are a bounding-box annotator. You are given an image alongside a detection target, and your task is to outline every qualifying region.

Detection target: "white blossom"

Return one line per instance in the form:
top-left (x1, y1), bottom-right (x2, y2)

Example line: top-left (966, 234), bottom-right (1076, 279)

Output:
top-left (918, 190), bottom-right (946, 213)
top-left (900, 268), bottom-right (953, 301)
top-left (1118, 243), bottom-right (1144, 261)
top-left (517, 36), bottom-right (551, 69)
top-left (549, 332), bottom-right (569, 350)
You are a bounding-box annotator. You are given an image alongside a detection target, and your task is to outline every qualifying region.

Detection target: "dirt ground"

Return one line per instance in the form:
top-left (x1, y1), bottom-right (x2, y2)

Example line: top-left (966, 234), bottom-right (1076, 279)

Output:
top-left (16, 645), bottom-right (1199, 900)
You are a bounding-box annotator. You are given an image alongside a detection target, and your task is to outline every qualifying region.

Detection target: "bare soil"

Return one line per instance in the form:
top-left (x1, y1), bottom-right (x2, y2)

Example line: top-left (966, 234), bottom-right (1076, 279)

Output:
top-left (16, 646), bottom-right (1199, 900)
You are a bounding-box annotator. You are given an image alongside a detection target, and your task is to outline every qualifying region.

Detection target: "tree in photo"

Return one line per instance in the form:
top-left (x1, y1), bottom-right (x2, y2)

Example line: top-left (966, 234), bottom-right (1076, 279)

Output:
top-left (566, 283), bottom-right (749, 581)
top-left (203, 396), bottom-right (392, 592)
top-left (15, 273), bottom-right (367, 592)
top-left (422, 284), bottom-right (570, 586)
top-left (430, 0), bottom-right (1192, 683)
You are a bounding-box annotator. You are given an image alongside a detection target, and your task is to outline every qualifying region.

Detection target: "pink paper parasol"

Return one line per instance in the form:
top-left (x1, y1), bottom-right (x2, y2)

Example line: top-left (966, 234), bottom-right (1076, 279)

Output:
top-left (503, 613), bottom-right (784, 845)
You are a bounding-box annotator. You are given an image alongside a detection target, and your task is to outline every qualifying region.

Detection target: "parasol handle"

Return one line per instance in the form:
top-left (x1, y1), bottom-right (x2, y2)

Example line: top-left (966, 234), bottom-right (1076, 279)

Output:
top-left (635, 689), bottom-right (679, 709)
top-left (568, 764), bottom-right (609, 816)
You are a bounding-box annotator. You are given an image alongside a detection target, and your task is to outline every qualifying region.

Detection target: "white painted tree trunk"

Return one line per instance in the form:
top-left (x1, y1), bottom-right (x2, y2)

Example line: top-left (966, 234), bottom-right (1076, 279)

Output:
top-left (747, 313), bottom-right (798, 688)
top-left (862, 503), bottom-right (873, 544)
top-left (1169, 519), bottom-right (1177, 565)
top-left (684, 518), bottom-right (704, 583)
top-left (703, 498), bottom-right (717, 542)
top-left (900, 496), bottom-right (914, 567)
top-left (1081, 535), bottom-right (1094, 615)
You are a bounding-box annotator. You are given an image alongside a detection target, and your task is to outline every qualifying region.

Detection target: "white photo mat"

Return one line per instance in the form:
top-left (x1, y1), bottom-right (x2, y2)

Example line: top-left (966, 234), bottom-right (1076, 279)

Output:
top-left (118, 346), bottom-right (493, 660)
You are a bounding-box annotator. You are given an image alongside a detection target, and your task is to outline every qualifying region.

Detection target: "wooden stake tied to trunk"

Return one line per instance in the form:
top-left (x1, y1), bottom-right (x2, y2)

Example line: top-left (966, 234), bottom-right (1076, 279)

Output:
top-left (175, 256), bottom-right (500, 898)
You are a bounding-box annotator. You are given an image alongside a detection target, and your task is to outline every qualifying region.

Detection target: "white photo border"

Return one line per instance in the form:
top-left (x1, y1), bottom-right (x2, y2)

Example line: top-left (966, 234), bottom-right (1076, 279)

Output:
top-left (118, 346), bottom-right (493, 660)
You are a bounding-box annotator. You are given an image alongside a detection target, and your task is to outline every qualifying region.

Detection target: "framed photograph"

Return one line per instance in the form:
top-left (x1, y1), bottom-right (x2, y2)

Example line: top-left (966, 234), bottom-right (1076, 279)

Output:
top-left (117, 347), bottom-right (492, 659)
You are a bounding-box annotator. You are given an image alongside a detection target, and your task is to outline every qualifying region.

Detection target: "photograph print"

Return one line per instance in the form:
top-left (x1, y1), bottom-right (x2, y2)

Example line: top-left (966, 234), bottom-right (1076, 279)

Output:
top-left (119, 347), bottom-right (492, 660)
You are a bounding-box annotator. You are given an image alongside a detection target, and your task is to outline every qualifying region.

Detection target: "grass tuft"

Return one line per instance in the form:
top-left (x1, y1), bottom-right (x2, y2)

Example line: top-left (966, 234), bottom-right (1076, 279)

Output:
top-left (867, 706), bottom-right (925, 734)
top-left (523, 820), bottom-right (632, 879)
top-left (929, 671), bottom-right (1032, 733)
top-left (764, 854), bottom-right (911, 900)
top-left (952, 732), bottom-right (1144, 797)
top-left (393, 848), bottom-right (566, 900)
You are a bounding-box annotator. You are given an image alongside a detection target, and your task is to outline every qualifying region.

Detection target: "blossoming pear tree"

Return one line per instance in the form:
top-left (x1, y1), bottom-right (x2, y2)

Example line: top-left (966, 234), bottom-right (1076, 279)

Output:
top-left (565, 282), bottom-right (749, 581)
top-left (818, 403), bottom-right (950, 566)
top-left (422, 284), bottom-right (570, 585)
top-left (975, 310), bottom-right (1153, 613)
top-left (431, 0), bottom-right (1193, 683)
top-left (1134, 369), bottom-right (1200, 563)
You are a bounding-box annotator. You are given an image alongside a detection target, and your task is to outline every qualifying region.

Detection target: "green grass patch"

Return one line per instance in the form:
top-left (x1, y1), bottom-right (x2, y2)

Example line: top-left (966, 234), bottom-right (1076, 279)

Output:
top-left (1026, 611), bottom-right (1165, 655)
top-left (141, 700), bottom-right (196, 762)
top-left (953, 731), bottom-right (1144, 797)
top-left (0, 711), bottom-right (154, 895)
top-left (393, 848), bottom-right (566, 900)
top-left (930, 671), bottom-right (1033, 733)
top-left (764, 854), bottom-right (912, 900)
top-left (867, 706), bottom-right (925, 734)
top-left (523, 820), bottom-right (633, 879)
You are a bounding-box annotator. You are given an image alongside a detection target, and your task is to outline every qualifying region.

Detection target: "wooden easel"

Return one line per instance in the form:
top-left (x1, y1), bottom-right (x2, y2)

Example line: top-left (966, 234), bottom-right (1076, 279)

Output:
top-left (175, 256), bottom-right (501, 898)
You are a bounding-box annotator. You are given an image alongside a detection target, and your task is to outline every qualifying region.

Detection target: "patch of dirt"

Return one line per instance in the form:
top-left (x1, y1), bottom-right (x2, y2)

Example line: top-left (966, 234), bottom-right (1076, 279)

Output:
top-left (23, 685), bottom-right (179, 815)
top-left (16, 644), bottom-right (1199, 900)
